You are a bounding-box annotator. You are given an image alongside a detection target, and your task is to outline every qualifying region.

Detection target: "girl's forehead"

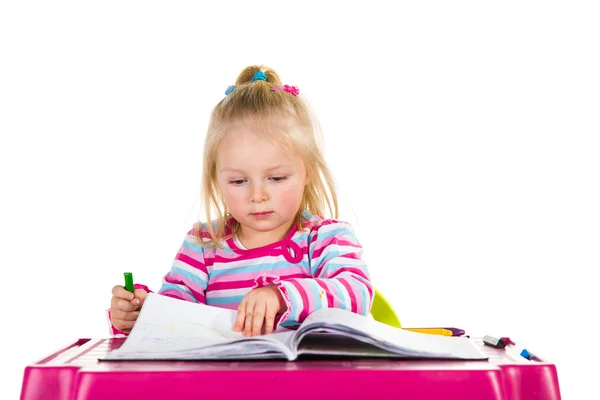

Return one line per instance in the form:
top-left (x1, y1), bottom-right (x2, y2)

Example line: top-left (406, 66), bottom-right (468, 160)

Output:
top-left (221, 115), bottom-right (296, 136)
top-left (216, 125), bottom-right (302, 169)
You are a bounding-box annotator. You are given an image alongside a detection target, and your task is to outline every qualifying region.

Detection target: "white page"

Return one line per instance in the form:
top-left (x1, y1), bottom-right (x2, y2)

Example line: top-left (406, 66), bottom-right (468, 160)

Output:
top-left (110, 293), bottom-right (242, 356)
top-left (299, 308), bottom-right (486, 360)
top-left (106, 293), bottom-right (295, 359)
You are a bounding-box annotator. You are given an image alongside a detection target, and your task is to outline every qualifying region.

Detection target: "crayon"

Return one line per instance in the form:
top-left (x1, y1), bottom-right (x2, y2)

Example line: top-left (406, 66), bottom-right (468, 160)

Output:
top-left (404, 328), bottom-right (465, 337)
top-left (124, 272), bottom-right (135, 293)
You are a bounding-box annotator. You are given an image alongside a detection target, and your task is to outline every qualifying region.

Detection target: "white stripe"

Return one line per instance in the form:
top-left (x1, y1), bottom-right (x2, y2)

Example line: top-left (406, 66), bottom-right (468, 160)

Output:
top-left (172, 258), bottom-right (209, 282)
top-left (211, 253), bottom-right (309, 270)
top-left (205, 287), bottom-right (251, 298)
top-left (318, 259), bottom-right (368, 277)
top-left (190, 234), bottom-right (214, 244)
top-left (306, 279), bottom-right (328, 310)
top-left (331, 279), bottom-right (352, 310)
top-left (311, 243), bottom-right (363, 267)
top-left (311, 221), bottom-right (353, 236)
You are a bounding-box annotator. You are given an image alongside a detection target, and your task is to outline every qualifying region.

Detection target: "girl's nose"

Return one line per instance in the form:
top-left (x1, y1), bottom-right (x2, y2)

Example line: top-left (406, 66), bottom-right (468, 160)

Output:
top-left (250, 183), bottom-right (269, 203)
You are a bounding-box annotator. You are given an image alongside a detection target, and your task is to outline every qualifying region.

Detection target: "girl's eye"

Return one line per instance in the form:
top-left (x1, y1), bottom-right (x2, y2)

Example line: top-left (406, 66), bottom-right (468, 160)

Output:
top-left (229, 180), bottom-right (246, 185)
top-left (270, 176), bottom-right (287, 182)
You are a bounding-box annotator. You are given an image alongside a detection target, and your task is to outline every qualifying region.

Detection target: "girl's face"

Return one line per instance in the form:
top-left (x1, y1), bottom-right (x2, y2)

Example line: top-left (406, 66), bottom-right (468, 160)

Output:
top-left (216, 119), bottom-right (308, 245)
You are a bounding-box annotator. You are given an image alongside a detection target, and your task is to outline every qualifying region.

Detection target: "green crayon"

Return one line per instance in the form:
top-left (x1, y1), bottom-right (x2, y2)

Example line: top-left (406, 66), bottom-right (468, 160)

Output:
top-left (124, 272), bottom-right (135, 293)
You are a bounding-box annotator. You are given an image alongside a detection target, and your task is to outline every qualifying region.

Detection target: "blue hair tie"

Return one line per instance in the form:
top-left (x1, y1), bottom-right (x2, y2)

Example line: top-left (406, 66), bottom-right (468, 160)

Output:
top-left (252, 71), bottom-right (267, 82)
top-left (225, 85), bottom-right (235, 95)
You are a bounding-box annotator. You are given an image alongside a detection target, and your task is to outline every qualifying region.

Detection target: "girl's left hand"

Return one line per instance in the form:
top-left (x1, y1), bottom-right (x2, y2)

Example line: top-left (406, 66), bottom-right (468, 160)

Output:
top-left (233, 286), bottom-right (287, 336)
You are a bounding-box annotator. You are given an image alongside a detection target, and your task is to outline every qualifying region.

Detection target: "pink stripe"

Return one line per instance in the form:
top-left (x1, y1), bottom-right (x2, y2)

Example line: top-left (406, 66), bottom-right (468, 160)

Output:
top-left (314, 254), bottom-right (361, 277)
top-left (187, 226), bottom-right (213, 240)
top-left (206, 273), bottom-right (307, 291)
top-left (339, 253), bottom-right (360, 260)
top-left (338, 277), bottom-right (359, 314)
top-left (212, 251), bottom-right (241, 261)
top-left (348, 275), bottom-right (373, 314)
top-left (288, 280), bottom-right (312, 322)
top-left (161, 290), bottom-right (202, 303)
top-left (355, 276), bottom-right (374, 310)
top-left (207, 279), bottom-right (256, 291)
top-left (328, 267), bottom-right (370, 282)
top-left (206, 289), bottom-right (249, 300)
top-left (203, 255), bottom-right (215, 265)
top-left (178, 245), bottom-right (203, 259)
top-left (164, 274), bottom-right (206, 302)
top-left (312, 239), bottom-right (360, 259)
top-left (176, 252), bottom-right (207, 272)
top-left (307, 220), bottom-right (349, 238)
top-left (210, 267), bottom-right (310, 283)
top-left (178, 245), bottom-right (205, 261)
top-left (204, 301), bottom-right (238, 310)
top-left (329, 280), bottom-right (342, 308)
top-left (278, 272), bottom-right (309, 280)
top-left (316, 280), bottom-right (335, 308)
top-left (213, 246), bottom-right (309, 264)
top-left (133, 283), bottom-right (152, 293)
top-left (319, 219), bottom-right (341, 228)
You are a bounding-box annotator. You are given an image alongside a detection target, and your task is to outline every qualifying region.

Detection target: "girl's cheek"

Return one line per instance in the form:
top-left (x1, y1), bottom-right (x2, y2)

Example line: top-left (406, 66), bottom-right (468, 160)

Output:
top-left (279, 185), bottom-right (304, 204)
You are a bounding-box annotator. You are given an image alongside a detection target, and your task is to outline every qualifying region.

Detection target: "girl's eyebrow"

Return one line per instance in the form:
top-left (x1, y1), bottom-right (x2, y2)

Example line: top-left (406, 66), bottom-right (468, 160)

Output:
top-left (219, 164), bottom-right (293, 173)
top-left (266, 164), bottom-right (293, 171)
top-left (219, 167), bottom-right (244, 173)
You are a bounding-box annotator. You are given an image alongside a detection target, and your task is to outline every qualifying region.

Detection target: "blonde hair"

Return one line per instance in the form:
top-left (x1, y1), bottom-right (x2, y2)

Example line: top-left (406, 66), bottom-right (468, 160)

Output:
top-left (198, 65), bottom-right (338, 247)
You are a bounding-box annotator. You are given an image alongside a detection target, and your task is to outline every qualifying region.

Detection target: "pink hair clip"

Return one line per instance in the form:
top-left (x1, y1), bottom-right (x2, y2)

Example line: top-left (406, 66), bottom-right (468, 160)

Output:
top-left (270, 84), bottom-right (300, 96)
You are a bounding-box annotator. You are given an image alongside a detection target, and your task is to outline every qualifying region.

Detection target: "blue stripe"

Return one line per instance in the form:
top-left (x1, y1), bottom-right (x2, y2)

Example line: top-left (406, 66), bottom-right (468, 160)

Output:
top-left (158, 283), bottom-right (197, 302)
top-left (293, 231), bottom-right (310, 243)
top-left (279, 320), bottom-right (299, 327)
top-left (206, 295), bottom-right (245, 305)
top-left (352, 275), bottom-right (370, 315)
top-left (181, 238), bottom-right (205, 255)
top-left (305, 279), bottom-right (324, 310)
top-left (281, 281), bottom-right (300, 324)
top-left (210, 259), bottom-right (309, 277)
top-left (319, 258), bottom-right (369, 277)
top-left (314, 259), bottom-right (356, 277)
top-left (170, 266), bottom-right (208, 288)
top-left (329, 279), bottom-right (347, 309)
top-left (309, 225), bottom-right (357, 247)
top-left (219, 246), bottom-right (236, 255)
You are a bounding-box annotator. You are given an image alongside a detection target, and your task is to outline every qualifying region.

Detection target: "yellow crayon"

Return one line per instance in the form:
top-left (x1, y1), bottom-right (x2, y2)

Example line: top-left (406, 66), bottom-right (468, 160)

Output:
top-left (403, 328), bottom-right (454, 336)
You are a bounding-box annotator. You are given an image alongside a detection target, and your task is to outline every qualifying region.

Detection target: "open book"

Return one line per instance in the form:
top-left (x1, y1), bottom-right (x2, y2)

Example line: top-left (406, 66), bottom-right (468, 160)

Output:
top-left (102, 293), bottom-right (486, 361)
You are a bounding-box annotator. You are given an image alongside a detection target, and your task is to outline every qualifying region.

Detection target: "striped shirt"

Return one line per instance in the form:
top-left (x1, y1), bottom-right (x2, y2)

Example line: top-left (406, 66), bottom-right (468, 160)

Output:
top-left (109, 210), bottom-right (373, 336)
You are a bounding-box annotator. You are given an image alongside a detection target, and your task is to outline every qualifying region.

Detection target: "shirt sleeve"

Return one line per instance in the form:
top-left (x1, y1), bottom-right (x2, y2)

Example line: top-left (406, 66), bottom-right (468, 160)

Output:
top-left (157, 228), bottom-right (209, 304)
top-left (255, 221), bottom-right (374, 328)
top-left (107, 228), bottom-right (209, 337)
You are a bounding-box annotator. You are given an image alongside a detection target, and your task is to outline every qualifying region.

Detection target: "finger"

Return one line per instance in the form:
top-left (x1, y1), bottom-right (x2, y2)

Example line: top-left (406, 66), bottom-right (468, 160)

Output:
top-left (263, 300), bottom-right (278, 335)
top-left (243, 299), bottom-right (256, 337)
top-left (132, 289), bottom-right (148, 307)
top-left (111, 309), bottom-right (140, 321)
top-left (251, 302), bottom-right (266, 337)
top-left (112, 285), bottom-right (134, 301)
top-left (111, 297), bottom-right (137, 312)
top-left (113, 319), bottom-right (136, 331)
top-left (233, 299), bottom-right (246, 332)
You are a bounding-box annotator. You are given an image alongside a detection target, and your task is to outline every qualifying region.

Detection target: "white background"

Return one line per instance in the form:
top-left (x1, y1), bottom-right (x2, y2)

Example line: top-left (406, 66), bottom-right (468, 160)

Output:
top-left (1, 1), bottom-right (598, 399)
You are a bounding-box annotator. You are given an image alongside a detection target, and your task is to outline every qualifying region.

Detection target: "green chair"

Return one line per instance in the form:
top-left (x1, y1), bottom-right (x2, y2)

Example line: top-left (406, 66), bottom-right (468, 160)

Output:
top-left (371, 287), bottom-right (402, 328)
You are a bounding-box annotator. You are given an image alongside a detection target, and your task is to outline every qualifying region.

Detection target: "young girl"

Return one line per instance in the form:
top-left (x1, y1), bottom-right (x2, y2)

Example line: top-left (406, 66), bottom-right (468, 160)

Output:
top-left (109, 65), bottom-right (373, 338)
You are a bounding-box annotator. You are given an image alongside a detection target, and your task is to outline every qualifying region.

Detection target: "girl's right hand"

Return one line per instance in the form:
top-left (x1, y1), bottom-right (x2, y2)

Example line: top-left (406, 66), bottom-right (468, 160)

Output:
top-left (110, 285), bottom-right (148, 332)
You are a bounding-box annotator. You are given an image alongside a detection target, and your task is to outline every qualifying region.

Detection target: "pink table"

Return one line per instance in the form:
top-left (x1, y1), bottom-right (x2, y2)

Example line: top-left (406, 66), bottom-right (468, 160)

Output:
top-left (20, 337), bottom-right (561, 400)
